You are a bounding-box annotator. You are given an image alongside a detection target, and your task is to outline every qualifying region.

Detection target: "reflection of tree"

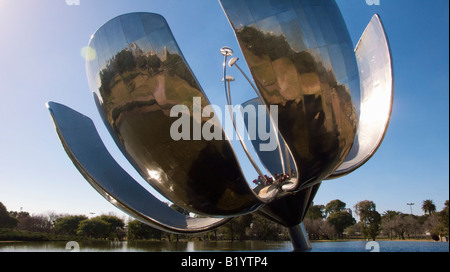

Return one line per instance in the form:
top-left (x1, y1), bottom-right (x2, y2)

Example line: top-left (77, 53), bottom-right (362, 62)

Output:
top-left (162, 53), bottom-right (198, 89)
top-left (238, 26), bottom-right (316, 73)
top-left (99, 69), bottom-right (114, 98)
top-left (100, 50), bottom-right (136, 97)
top-left (237, 26), bottom-right (351, 97)
top-left (237, 26), bottom-right (357, 188)
top-left (99, 46), bottom-right (197, 100)
top-left (134, 49), bottom-right (162, 73)
top-left (113, 50), bottom-right (136, 74)
top-left (238, 26), bottom-right (291, 61)
top-left (146, 54), bottom-right (162, 73)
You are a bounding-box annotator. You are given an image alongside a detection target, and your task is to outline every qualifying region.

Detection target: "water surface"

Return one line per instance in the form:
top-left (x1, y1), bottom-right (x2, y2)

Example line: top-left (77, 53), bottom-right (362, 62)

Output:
top-left (0, 240), bottom-right (448, 252)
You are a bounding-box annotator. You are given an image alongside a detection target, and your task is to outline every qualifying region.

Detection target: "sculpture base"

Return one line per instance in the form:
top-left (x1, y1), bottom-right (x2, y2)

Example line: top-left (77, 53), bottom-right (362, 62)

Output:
top-left (288, 223), bottom-right (311, 252)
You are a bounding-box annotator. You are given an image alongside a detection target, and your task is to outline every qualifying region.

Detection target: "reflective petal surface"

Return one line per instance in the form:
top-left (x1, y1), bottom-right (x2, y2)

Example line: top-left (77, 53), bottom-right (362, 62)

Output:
top-left (86, 13), bottom-right (262, 216)
top-left (47, 102), bottom-right (231, 233)
top-left (327, 14), bottom-right (394, 179)
top-left (220, 0), bottom-right (360, 190)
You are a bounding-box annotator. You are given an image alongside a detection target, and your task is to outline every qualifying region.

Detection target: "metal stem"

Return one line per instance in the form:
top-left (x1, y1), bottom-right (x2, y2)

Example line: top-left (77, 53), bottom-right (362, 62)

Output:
top-left (234, 63), bottom-right (286, 175)
top-left (222, 54), bottom-right (266, 182)
top-left (288, 223), bottom-right (312, 252)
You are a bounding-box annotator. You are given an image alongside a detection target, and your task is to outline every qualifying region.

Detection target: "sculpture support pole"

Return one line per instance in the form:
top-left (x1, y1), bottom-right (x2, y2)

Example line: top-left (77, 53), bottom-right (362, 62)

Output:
top-left (288, 223), bottom-right (311, 252)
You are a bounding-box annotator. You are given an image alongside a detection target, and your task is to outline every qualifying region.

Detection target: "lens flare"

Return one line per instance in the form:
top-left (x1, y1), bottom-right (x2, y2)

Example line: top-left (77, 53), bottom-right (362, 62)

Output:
top-left (80, 46), bottom-right (96, 61)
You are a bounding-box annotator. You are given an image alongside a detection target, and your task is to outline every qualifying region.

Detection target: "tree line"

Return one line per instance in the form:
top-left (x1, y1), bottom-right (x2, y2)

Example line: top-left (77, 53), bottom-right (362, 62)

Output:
top-left (1, 199), bottom-right (448, 242)
top-left (303, 199), bottom-right (449, 241)
top-left (0, 202), bottom-right (286, 242)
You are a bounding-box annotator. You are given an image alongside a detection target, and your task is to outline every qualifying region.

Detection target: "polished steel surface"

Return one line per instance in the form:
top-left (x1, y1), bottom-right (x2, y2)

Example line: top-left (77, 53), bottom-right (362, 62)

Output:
top-left (220, 0), bottom-right (360, 190)
top-left (257, 182), bottom-right (321, 227)
top-left (86, 13), bottom-right (262, 216)
top-left (47, 102), bottom-right (231, 233)
top-left (327, 14), bottom-right (394, 179)
top-left (47, 1), bottom-right (393, 251)
top-left (288, 223), bottom-right (312, 251)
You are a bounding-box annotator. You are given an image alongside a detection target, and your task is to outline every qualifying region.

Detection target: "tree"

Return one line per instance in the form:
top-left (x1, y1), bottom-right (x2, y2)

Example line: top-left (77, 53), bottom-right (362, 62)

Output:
top-left (325, 199), bottom-right (346, 217)
top-left (9, 211), bottom-right (30, 219)
top-left (219, 219), bottom-right (237, 242)
top-left (247, 215), bottom-right (283, 241)
top-left (422, 199), bottom-right (436, 215)
top-left (305, 204), bottom-right (325, 220)
top-left (319, 220), bottom-right (338, 240)
top-left (95, 215), bottom-right (125, 240)
top-left (54, 215), bottom-right (87, 236)
top-left (17, 214), bottom-right (52, 233)
top-left (393, 214), bottom-right (413, 240)
top-left (327, 210), bottom-right (355, 238)
top-left (438, 200), bottom-right (449, 237)
top-left (77, 218), bottom-right (110, 239)
top-left (426, 200), bottom-right (450, 240)
top-left (234, 214), bottom-right (253, 241)
top-left (303, 218), bottom-right (337, 240)
top-left (382, 210), bottom-right (402, 239)
top-left (127, 220), bottom-right (162, 240)
top-left (344, 223), bottom-right (361, 238)
top-left (46, 211), bottom-right (64, 231)
top-left (0, 202), bottom-right (18, 229)
top-left (354, 200), bottom-right (381, 241)
top-left (424, 214), bottom-right (441, 240)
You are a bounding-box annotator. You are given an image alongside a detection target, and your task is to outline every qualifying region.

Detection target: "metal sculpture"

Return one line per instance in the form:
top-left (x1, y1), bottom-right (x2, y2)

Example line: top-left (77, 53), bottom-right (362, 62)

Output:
top-left (47, 0), bottom-right (393, 251)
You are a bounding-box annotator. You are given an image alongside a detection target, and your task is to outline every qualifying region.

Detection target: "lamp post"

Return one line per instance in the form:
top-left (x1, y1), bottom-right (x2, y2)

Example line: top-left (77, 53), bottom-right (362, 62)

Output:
top-left (407, 203), bottom-right (414, 215)
top-left (407, 203), bottom-right (416, 238)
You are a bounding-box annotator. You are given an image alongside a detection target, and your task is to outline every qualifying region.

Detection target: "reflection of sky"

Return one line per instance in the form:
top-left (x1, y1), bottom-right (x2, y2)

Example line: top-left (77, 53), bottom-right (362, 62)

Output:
top-left (96, 15), bottom-right (179, 61)
top-left (277, 10), bottom-right (307, 52)
top-left (258, 15), bottom-right (284, 37)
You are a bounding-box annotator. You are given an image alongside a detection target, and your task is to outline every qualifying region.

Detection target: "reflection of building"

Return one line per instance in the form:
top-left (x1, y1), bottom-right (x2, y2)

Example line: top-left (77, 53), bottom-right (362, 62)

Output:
top-left (130, 42), bottom-right (142, 56)
top-left (130, 42), bottom-right (158, 59)
top-left (162, 46), bottom-right (168, 62)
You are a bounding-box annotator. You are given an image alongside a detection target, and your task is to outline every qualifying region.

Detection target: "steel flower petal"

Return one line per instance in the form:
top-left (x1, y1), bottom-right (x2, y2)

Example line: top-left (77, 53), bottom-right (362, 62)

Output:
top-left (327, 14), bottom-right (394, 179)
top-left (47, 101), bottom-right (231, 233)
top-left (220, 0), bottom-right (360, 191)
top-left (85, 12), bottom-right (264, 217)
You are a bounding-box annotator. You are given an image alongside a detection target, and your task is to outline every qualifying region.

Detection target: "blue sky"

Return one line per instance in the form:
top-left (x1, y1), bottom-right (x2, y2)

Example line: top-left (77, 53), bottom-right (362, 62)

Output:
top-left (0, 0), bottom-right (448, 219)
